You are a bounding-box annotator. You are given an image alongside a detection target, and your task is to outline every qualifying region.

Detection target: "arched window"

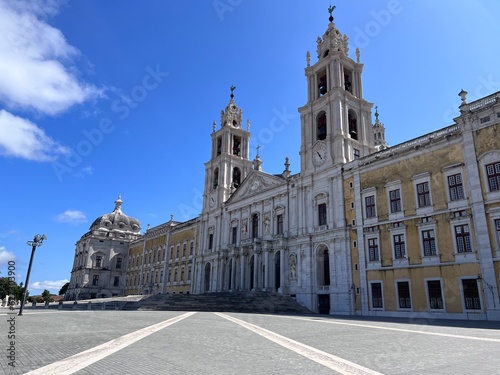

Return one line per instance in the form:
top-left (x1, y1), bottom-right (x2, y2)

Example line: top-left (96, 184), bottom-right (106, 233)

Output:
top-left (213, 168), bottom-right (219, 189)
top-left (317, 111), bottom-right (327, 141)
top-left (252, 214), bottom-right (259, 239)
top-left (348, 109), bottom-right (358, 140)
top-left (317, 246), bottom-right (330, 286)
top-left (233, 167), bottom-right (241, 188)
top-left (204, 262), bottom-right (211, 292)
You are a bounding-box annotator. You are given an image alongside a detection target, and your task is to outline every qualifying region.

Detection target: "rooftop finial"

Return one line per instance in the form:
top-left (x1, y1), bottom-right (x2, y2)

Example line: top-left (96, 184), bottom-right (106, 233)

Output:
top-left (256, 144), bottom-right (260, 157)
top-left (328, 5), bottom-right (336, 23)
top-left (230, 85), bottom-right (236, 99)
top-left (375, 106), bottom-right (380, 124)
top-left (114, 194), bottom-right (123, 212)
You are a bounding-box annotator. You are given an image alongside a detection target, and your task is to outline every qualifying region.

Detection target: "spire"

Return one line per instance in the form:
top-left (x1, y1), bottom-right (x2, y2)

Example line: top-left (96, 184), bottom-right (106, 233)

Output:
top-left (253, 145), bottom-right (262, 171)
top-left (282, 156), bottom-right (291, 179)
top-left (220, 85), bottom-right (243, 128)
top-left (373, 106), bottom-right (388, 150)
top-left (316, 5), bottom-right (347, 58)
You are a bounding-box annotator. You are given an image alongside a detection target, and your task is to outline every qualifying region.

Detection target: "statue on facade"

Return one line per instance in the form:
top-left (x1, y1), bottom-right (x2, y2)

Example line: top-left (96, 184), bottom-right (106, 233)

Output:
top-left (289, 253), bottom-right (297, 280)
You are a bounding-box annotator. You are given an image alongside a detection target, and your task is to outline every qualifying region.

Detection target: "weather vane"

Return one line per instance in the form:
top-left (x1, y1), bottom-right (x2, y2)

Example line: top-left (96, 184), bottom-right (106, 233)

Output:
top-left (328, 5), bottom-right (336, 23)
top-left (230, 85), bottom-right (236, 99)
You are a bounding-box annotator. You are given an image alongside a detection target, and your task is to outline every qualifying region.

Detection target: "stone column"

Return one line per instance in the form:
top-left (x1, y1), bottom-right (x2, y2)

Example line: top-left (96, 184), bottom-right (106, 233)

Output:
top-left (264, 249), bottom-right (270, 290)
top-left (240, 252), bottom-right (246, 291)
top-left (253, 250), bottom-right (259, 290)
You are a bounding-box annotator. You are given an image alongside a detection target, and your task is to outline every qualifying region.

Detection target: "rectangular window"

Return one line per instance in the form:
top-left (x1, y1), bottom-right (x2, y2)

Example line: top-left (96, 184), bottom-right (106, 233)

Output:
top-left (389, 189), bottom-right (401, 213)
top-left (190, 242), bottom-right (194, 256)
top-left (455, 224), bottom-right (472, 253)
top-left (365, 195), bottom-right (376, 218)
top-left (113, 276), bottom-right (119, 287)
top-left (277, 214), bottom-right (284, 235)
top-left (353, 148), bottom-right (360, 159)
top-left (176, 245), bottom-right (180, 258)
top-left (116, 257), bottom-right (122, 269)
top-left (486, 162), bottom-right (500, 191)
top-left (216, 137), bottom-right (222, 156)
top-left (168, 269), bottom-right (171, 282)
top-left (417, 182), bottom-right (431, 207)
top-left (181, 267), bottom-right (185, 281)
top-left (371, 283), bottom-right (383, 308)
top-left (496, 219), bottom-right (500, 247)
top-left (462, 279), bottom-right (481, 310)
top-left (422, 229), bottom-right (437, 256)
top-left (233, 136), bottom-right (241, 156)
top-left (397, 281), bottom-right (411, 309)
top-left (318, 70), bottom-right (327, 96)
top-left (188, 266), bottom-right (192, 280)
top-left (232, 226), bottom-right (238, 245)
top-left (95, 256), bottom-right (102, 268)
top-left (368, 238), bottom-right (379, 262)
top-left (393, 234), bottom-right (406, 259)
top-left (182, 244), bottom-right (186, 257)
top-left (174, 268), bottom-right (178, 282)
top-left (318, 203), bottom-right (327, 226)
top-left (92, 275), bottom-right (99, 286)
top-left (448, 173), bottom-right (465, 201)
top-left (427, 280), bottom-right (443, 309)
top-left (208, 234), bottom-right (214, 250)
top-left (170, 247), bottom-right (173, 260)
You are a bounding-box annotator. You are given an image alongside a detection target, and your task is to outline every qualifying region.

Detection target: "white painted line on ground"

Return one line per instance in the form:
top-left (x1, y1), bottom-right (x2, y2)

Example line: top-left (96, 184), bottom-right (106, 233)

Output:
top-left (276, 315), bottom-right (500, 343)
top-left (25, 311), bottom-right (197, 375)
top-left (215, 312), bottom-right (383, 375)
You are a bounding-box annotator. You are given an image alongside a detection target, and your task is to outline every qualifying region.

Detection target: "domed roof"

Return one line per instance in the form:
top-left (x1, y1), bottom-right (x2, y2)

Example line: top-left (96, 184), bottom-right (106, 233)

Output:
top-left (90, 195), bottom-right (141, 233)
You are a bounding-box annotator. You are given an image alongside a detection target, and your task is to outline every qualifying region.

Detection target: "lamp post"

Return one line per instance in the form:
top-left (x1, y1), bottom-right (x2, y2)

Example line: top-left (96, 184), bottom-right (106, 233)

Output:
top-left (18, 234), bottom-right (46, 316)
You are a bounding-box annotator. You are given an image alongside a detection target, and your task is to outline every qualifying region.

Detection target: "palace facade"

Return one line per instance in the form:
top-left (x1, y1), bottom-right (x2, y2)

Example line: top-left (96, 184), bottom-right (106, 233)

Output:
top-left (67, 11), bottom-right (500, 320)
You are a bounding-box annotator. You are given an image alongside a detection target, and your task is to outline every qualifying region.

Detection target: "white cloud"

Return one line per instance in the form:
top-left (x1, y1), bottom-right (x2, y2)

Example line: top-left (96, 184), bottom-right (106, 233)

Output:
top-left (30, 279), bottom-right (69, 292)
top-left (54, 209), bottom-right (88, 225)
top-left (0, 245), bottom-right (17, 266)
top-left (0, 0), bottom-right (102, 115)
top-left (75, 166), bottom-right (94, 178)
top-left (0, 110), bottom-right (69, 161)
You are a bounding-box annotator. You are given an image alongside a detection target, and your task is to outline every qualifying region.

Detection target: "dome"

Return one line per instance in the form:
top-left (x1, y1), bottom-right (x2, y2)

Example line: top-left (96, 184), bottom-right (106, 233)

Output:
top-left (90, 195), bottom-right (141, 233)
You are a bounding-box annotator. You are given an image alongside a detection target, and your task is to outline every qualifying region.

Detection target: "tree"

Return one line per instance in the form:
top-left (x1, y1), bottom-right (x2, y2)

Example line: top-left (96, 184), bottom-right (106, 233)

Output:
top-left (41, 289), bottom-right (52, 302)
top-left (0, 277), bottom-right (25, 301)
top-left (59, 282), bottom-right (69, 295)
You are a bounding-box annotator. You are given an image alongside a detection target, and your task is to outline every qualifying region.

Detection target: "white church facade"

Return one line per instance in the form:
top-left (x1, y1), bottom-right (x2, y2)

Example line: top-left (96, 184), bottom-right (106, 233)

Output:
top-left (191, 11), bottom-right (384, 314)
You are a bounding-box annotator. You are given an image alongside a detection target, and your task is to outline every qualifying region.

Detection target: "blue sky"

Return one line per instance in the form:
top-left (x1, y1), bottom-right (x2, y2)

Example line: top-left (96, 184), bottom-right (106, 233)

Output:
top-left (1, 0), bottom-right (499, 295)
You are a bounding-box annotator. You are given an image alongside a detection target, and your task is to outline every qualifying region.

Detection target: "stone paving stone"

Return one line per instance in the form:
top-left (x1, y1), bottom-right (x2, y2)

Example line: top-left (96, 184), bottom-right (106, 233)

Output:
top-left (0, 310), bottom-right (182, 374)
top-left (74, 312), bottom-right (337, 375)
top-left (226, 313), bottom-right (500, 375)
top-left (2, 309), bottom-right (500, 374)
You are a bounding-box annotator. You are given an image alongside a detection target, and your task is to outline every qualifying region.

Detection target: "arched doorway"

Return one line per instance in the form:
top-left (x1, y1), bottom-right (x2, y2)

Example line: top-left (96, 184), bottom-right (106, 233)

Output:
top-left (317, 246), bottom-right (330, 286)
top-left (274, 251), bottom-right (281, 290)
top-left (204, 262), bottom-right (211, 292)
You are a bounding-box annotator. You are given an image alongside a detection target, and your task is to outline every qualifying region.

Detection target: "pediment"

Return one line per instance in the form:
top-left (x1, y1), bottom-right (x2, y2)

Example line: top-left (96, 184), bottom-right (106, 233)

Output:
top-left (226, 170), bottom-right (286, 203)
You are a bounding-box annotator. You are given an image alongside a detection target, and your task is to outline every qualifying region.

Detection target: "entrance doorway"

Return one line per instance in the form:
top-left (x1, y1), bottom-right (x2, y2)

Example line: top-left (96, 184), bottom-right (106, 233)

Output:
top-left (318, 294), bottom-right (330, 314)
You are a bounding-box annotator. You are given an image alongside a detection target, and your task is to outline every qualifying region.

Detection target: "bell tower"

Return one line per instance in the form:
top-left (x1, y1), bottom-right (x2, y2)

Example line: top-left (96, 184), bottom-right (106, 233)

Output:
top-left (298, 6), bottom-right (376, 173)
top-left (203, 87), bottom-right (253, 212)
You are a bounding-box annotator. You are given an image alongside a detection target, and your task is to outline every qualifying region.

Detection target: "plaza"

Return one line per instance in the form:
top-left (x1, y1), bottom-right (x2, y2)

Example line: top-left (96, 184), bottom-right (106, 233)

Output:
top-left (2, 308), bottom-right (500, 374)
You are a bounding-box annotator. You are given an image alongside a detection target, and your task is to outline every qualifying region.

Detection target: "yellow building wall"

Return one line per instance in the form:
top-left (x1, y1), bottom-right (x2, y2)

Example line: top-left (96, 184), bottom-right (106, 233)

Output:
top-left (167, 224), bottom-right (197, 294)
top-left (368, 262), bottom-right (481, 313)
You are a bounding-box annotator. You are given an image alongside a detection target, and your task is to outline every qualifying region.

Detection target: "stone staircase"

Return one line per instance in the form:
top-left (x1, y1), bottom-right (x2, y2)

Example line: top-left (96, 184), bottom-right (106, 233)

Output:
top-left (122, 292), bottom-right (312, 314)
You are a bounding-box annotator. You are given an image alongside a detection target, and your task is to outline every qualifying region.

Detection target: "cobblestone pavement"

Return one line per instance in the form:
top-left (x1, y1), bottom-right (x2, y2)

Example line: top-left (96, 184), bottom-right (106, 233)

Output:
top-left (1, 308), bottom-right (500, 374)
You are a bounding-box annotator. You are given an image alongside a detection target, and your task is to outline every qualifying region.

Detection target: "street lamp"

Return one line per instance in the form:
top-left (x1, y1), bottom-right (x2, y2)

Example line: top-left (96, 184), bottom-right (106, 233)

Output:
top-left (18, 234), bottom-right (46, 316)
